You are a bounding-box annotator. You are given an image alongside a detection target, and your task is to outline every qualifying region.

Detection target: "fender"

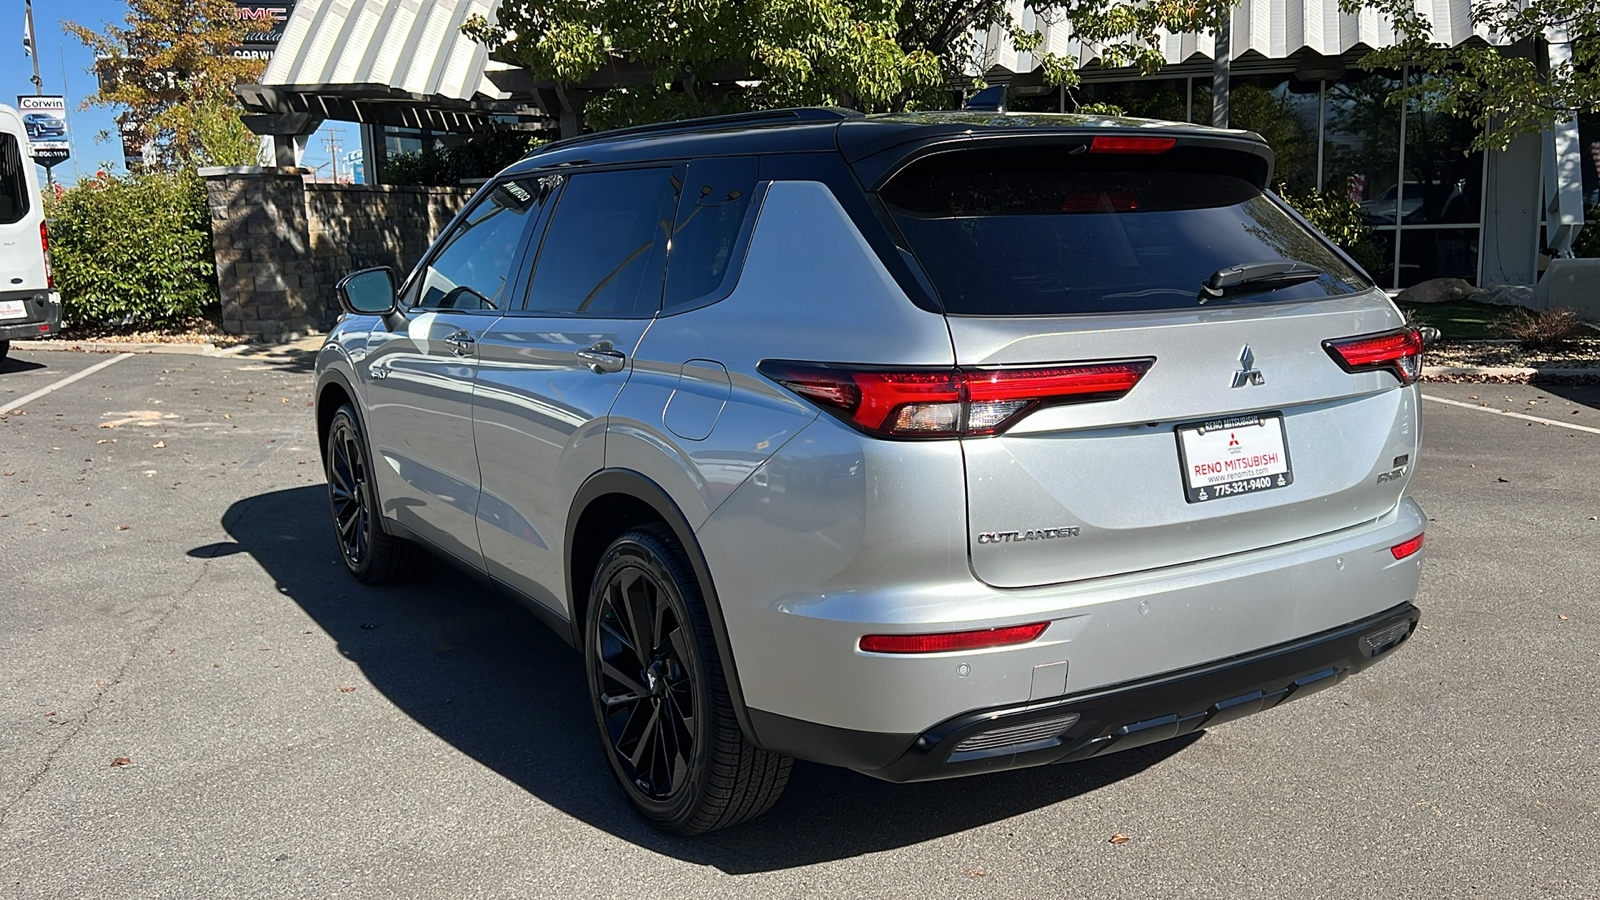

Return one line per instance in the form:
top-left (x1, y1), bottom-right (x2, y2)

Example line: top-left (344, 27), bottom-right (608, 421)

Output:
top-left (565, 468), bottom-right (762, 748)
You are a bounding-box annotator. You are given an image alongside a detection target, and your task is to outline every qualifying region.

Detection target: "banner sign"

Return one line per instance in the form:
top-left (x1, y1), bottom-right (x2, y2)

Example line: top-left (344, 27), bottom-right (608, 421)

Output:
top-left (15, 95), bottom-right (68, 166)
top-left (231, 3), bottom-right (295, 61)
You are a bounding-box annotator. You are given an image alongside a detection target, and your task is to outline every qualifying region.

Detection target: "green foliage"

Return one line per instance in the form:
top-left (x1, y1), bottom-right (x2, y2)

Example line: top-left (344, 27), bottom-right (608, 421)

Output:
top-left (45, 172), bottom-right (217, 327)
top-left (463, 0), bottom-right (1242, 127)
top-left (1276, 185), bottom-right (1385, 274)
top-left (1342, 0), bottom-right (1600, 151)
top-left (384, 134), bottom-right (545, 187)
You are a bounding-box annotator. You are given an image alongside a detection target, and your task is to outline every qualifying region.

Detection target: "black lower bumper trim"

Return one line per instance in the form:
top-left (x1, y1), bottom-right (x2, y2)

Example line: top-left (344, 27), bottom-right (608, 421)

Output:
top-left (752, 602), bottom-right (1420, 783)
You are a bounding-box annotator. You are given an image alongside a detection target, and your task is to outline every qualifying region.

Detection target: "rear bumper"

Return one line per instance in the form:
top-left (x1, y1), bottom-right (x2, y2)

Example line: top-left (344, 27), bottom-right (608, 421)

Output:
top-left (752, 601), bottom-right (1420, 782)
top-left (0, 290), bottom-right (62, 341)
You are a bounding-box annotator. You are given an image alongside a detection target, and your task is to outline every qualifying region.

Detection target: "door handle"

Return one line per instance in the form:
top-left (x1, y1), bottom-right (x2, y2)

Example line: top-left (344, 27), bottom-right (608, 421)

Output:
top-left (576, 341), bottom-right (627, 374)
top-left (443, 330), bottom-right (476, 356)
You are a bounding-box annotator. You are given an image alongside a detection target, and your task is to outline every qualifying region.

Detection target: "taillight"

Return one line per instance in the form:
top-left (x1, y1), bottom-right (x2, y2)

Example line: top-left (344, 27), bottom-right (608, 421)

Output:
top-left (1390, 533), bottom-right (1424, 560)
top-left (1324, 327), bottom-right (1423, 385)
top-left (760, 359), bottom-right (1154, 439)
top-left (1088, 135), bottom-right (1177, 154)
top-left (859, 622), bottom-right (1049, 654)
top-left (40, 221), bottom-right (52, 289)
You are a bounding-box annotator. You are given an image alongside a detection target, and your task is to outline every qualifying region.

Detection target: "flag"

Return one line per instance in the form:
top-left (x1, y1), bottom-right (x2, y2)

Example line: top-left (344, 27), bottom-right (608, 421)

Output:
top-left (23, 0), bottom-right (34, 57)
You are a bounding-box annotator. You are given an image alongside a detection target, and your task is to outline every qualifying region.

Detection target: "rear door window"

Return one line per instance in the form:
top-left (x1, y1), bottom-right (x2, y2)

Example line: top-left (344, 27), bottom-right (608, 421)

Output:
top-left (525, 167), bottom-right (677, 317)
top-left (881, 146), bottom-right (1369, 316)
top-left (0, 134), bottom-right (29, 225)
top-left (663, 157), bottom-right (758, 311)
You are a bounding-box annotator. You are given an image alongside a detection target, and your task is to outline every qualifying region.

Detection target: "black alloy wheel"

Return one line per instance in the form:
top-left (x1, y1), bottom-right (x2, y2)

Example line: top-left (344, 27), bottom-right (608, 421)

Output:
top-left (323, 404), bottom-right (422, 584)
top-left (585, 525), bottom-right (790, 834)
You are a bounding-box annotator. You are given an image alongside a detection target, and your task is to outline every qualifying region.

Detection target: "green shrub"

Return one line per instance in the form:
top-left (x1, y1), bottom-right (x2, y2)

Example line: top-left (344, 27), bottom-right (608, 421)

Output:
top-left (1276, 185), bottom-right (1385, 275)
top-left (46, 170), bottom-right (216, 328)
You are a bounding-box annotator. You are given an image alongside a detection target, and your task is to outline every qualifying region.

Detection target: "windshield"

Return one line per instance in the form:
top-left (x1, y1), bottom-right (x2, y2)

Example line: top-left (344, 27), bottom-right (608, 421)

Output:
top-left (881, 148), bottom-right (1369, 316)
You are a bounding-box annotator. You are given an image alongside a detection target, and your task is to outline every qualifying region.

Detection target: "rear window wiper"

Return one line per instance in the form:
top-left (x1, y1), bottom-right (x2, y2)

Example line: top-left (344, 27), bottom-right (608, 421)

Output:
top-left (1199, 260), bottom-right (1324, 303)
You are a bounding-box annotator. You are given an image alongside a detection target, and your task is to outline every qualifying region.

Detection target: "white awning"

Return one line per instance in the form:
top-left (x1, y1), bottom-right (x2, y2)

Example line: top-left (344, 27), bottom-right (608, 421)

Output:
top-left (262, 0), bottom-right (509, 102)
top-left (984, 0), bottom-right (1505, 77)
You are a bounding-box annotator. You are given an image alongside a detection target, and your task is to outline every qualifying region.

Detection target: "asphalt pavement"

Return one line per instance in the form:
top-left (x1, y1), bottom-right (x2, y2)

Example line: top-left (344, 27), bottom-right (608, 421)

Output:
top-left (2, 346), bottom-right (1597, 899)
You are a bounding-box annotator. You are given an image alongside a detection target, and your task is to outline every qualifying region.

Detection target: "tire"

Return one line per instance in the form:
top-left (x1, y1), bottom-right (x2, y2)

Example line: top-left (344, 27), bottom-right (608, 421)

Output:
top-left (324, 403), bottom-right (425, 584)
top-left (584, 524), bottom-right (791, 834)
top-left (0, 340), bottom-right (10, 361)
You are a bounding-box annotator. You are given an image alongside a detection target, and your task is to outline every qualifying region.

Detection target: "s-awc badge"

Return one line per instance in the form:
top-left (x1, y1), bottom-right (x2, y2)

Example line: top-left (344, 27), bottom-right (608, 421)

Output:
top-left (1175, 413), bottom-right (1294, 503)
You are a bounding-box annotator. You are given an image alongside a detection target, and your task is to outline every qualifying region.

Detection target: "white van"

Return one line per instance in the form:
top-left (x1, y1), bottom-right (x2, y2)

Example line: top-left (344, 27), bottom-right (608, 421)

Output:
top-left (0, 104), bottom-right (62, 360)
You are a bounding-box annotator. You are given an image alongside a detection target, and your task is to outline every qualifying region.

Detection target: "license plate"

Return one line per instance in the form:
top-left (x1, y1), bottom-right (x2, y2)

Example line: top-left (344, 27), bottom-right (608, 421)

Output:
top-left (0, 300), bottom-right (25, 321)
top-left (1176, 413), bottom-right (1293, 503)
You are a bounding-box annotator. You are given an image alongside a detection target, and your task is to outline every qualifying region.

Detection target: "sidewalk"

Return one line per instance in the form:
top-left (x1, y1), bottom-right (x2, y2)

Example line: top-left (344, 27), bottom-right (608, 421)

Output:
top-left (18, 334), bottom-right (324, 365)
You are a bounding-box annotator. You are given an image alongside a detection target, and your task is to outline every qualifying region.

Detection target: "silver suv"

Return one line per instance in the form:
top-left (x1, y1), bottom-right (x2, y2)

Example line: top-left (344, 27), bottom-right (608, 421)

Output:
top-left (315, 108), bottom-right (1425, 834)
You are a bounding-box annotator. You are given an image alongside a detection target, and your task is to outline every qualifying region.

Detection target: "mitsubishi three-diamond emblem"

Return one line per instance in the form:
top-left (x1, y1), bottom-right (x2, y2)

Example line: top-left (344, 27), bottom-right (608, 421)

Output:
top-left (1232, 344), bottom-right (1265, 387)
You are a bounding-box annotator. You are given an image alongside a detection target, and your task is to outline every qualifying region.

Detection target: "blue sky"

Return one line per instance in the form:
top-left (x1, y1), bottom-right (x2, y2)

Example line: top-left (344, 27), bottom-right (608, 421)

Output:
top-left (5, 0), bottom-right (337, 185)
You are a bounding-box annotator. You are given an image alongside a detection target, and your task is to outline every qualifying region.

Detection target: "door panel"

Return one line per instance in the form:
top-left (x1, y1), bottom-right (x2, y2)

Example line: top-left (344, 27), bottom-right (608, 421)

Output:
top-left (472, 320), bottom-right (655, 614)
top-left (364, 311), bottom-right (498, 568)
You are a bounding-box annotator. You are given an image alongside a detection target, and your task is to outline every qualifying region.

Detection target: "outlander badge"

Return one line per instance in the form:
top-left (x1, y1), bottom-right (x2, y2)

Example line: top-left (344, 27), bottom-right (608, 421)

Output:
top-left (1232, 345), bottom-right (1265, 388)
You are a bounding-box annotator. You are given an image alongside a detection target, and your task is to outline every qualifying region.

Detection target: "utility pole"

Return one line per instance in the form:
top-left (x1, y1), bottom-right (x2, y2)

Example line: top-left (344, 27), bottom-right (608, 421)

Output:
top-left (323, 128), bottom-right (346, 182)
top-left (25, 0), bottom-right (42, 96)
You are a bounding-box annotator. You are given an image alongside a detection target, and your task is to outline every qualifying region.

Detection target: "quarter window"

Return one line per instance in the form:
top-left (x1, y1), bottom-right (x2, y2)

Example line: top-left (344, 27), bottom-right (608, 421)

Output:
top-left (415, 176), bottom-right (553, 311)
top-left (663, 157), bottom-right (758, 310)
top-left (526, 168), bottom-right (677, 317)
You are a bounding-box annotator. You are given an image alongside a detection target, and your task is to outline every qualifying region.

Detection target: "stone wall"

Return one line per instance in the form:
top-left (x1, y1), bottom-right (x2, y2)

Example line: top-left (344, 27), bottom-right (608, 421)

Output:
top-left (202, 167), bottom-right (475, 340)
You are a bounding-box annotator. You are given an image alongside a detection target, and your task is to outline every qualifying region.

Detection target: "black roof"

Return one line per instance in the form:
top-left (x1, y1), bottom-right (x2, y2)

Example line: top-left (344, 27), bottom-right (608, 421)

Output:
top-left (503, 107), bottom-right (1272, 184)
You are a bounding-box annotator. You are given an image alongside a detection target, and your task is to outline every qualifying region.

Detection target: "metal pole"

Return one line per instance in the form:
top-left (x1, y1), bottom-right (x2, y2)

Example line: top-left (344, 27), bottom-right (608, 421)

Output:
top-left (1212, 11), bottom-right (1231, 128)
top-left (1317, 80), bottom-right (1326, 191)
top-left (1394, 66), bottom-right (1408, 290)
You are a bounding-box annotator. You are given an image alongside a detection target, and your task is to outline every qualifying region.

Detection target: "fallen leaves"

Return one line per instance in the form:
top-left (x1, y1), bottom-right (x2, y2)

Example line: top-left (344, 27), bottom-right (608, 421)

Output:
top-left (110, 757), bottom-right (132, 768)
top-left (965, 868), bottom-right (988, 878)
top-left (152, 440), bottom-right (165, 449)
top-left (1108, 833), bottom-right (1130, 845)
top-left (1559, 614), bottom-right (1571, 621)
top-left (338, 686), bottom-right (358, 693)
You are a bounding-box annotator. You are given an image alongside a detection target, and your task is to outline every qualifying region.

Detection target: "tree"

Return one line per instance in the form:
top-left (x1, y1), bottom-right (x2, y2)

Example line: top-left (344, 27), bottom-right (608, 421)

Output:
top-left (463, 0), bottom-right (1241, 127)
top-left (1344, 0), bottom-right (1600, 151)
top-left (65, 0), bottom-right (266, 167)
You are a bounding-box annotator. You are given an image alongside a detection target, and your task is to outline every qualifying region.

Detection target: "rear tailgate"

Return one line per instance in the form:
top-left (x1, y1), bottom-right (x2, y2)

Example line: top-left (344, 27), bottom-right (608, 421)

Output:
top-left (950, 298), bottom-right (1418, 587)
top-left (871, 125), bottom-right (1421, 588)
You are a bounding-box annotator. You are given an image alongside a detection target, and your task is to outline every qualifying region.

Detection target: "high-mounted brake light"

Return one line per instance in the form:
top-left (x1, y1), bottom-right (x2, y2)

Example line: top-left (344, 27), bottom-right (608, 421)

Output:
top-left (759, 359), bottom-right (1154, 439)
top-left (1089, 135), bottom-right (1177, 154)
top-left (1324, 328), bottom-right (1424, 385)
top-left (859, 622), bottom-right (1050, 654)
top-left (1390, 533), bottom-right (1425, 560)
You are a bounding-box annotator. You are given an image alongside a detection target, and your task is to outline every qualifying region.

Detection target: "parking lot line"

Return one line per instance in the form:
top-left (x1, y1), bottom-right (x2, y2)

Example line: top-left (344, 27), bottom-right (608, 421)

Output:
top-left (1422, 392), bottom-right (1600, 436)
top-left (0, 353), bottom-right (134, 415)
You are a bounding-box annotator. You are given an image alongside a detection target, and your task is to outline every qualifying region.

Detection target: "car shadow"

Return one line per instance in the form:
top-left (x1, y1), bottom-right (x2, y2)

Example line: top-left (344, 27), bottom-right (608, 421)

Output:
top-left (1535, 382), bottom-right (1600, 412)
top-left (0, 353), bottom-right (48, 373)
top-left (206, 485), bottom-right (1197, 872)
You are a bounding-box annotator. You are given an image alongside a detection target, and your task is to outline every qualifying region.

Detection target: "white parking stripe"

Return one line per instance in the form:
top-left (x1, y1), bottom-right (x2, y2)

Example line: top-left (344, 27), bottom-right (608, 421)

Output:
top-left (0, 353), bottom-right (134, 416)
top-left (1422, 393), bottom-right (1600, 436)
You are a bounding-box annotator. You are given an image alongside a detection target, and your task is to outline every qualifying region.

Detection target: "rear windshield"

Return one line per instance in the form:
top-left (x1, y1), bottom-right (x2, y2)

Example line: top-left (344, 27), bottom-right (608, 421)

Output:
top-left (881, 147), bottom-right (1369, 316)
top-left (0, 134), bottom-right (29, 225)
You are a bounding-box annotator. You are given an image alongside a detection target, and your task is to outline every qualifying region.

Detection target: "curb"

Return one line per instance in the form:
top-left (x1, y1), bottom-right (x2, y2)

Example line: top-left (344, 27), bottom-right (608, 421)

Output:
top-left (1423, 365), bottom-right (1600, 382)
top-left (17, 337), bottom-right (322, 357)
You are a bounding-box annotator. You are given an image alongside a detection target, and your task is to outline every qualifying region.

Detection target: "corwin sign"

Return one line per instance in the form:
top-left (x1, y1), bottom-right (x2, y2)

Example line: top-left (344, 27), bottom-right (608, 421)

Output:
top-left (231, 3), bottom-right (295, 61)
top-left (15, 95), bottom-right (68, 166)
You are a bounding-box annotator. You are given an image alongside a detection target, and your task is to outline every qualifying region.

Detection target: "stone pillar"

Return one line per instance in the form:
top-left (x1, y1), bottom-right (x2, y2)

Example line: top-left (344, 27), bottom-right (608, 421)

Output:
top-left (200, 166), bottom-right (319, 341)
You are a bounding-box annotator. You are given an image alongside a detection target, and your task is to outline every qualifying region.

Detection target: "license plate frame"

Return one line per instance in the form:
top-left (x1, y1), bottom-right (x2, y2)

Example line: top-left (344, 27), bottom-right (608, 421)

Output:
top-left (1175, 413), bottom-right (1294, 503)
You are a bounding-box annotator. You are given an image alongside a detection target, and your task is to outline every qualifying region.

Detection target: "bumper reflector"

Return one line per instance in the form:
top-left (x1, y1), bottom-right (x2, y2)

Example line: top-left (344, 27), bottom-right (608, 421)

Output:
top-left (953, 713), bottom-right (1081, 753)
top-left (859, 622), bottom-right (1049, 654)
top-left (1390, 533), bottom-right (1425, 560)
top-left (1363, 621), bottom-right (1412, 656)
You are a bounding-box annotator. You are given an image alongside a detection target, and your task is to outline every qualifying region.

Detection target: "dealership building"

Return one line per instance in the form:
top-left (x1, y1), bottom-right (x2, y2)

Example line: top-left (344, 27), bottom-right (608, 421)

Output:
top-left (238, 0), bottom-right (1591, 292)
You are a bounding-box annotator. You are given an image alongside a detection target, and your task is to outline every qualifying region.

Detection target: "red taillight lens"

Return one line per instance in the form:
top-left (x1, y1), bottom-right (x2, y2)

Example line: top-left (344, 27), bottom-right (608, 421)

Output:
top-left (1089, 135), bottom-right (1177, 154)
top-left (40, 221), bottom-right (52, 289)
top-left (760, 359), bottom-right (1154, 439)
top-left (859, 622), bottom-right (1050, 654)
top-left (1325, 328), bottom-right (1424, 385)
top-left (1390, 533), bottom-right (1425, 560)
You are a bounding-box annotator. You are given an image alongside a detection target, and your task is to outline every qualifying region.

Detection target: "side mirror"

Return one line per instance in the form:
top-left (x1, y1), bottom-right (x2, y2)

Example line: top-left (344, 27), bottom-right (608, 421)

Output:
top-left (336, 267), bottom-right (398, 316)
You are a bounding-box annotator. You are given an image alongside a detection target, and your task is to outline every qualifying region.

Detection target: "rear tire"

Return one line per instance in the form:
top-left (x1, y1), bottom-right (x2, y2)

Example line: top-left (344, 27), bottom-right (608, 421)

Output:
top-left (584, 524), bottom-right (790, 834)
top-left (324, 404), bottom-right (425, 584)
top-left (0, 340), bottom-right (10, 361)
